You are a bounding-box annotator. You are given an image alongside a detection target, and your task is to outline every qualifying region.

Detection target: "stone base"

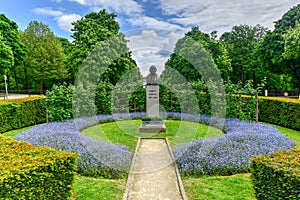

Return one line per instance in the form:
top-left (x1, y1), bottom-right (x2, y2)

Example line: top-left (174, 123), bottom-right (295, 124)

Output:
top-left (139, 121), bottom-right (166, 133)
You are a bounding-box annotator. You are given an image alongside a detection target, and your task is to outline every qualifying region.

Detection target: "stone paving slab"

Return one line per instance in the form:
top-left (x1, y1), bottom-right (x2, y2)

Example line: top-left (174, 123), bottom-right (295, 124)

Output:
top-left (123, 138), bottom-right (186, 200)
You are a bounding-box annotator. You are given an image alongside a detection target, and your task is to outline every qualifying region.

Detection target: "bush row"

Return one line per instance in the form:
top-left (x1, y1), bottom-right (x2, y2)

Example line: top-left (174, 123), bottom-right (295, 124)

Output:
top-left (0, 97), bottom-right (46, 133)
top-left (45, 83), bottom-right (299, 130)
top-left (0, 135), bottom-right (78, 199)
top-left (259, 98), bottom-right (300, 130)
top-left (250, 146), bottom-right (300, 199)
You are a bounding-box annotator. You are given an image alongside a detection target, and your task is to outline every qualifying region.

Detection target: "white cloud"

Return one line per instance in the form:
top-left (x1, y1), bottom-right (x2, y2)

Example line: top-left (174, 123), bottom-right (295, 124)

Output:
top-left (69, 0), bottom-right (143, 15)
top-left (126, 30), bottom-right (184, 76)
top-left (34, 8), bottom-right (81, 32)
top-left (57, 14), bottom-right (82, 32)
top-left (158, 0), bottom-right (298, 35)
top-left (127, 16), bottom-right (184, 32)
top-left (34, 8), bottom-right (63, 17)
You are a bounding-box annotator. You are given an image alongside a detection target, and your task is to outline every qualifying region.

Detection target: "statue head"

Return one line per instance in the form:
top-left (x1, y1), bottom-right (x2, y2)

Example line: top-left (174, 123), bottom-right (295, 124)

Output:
top-left (149, 65), bottom-right (157, 74)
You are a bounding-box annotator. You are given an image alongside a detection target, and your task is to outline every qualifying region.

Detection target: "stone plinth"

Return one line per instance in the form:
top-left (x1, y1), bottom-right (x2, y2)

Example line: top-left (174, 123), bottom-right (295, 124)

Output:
top-left (146, 85), bottom-right (159, 117)
top-left (139, 121), bottom-right (166, 133)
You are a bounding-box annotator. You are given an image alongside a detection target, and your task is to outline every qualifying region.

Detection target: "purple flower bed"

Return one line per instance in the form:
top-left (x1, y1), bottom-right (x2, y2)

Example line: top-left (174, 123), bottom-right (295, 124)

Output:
top-left (15, 112), bottom-right (296, 178)
top-left (15, 120), bottom-right (132, 178)
top-left (173, 115), bottom-right (297, 176)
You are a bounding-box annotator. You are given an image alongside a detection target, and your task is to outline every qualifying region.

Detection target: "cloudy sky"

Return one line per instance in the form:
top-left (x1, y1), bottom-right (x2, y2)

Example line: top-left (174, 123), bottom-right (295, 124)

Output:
top-left (1, 0), bottom-right (299, 76)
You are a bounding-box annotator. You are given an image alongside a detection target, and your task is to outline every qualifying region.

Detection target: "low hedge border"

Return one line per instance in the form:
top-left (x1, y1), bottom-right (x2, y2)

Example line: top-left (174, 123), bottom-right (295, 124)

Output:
top-left (0, 97), bottom-right (46, 133)
top-left (0, 135), bottom-right (79, 199)
top-left (250, 146), bottom-right (300, 199)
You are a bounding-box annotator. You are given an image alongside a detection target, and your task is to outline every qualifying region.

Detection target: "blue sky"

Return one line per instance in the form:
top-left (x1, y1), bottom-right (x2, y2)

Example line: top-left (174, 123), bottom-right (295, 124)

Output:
top-left (1, 0), bottom-right (299, 75)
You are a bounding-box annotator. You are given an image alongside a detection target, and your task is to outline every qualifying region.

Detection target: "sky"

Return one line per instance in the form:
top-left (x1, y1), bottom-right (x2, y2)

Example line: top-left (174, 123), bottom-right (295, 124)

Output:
top-left (1, 0), bottom-right (299, 76)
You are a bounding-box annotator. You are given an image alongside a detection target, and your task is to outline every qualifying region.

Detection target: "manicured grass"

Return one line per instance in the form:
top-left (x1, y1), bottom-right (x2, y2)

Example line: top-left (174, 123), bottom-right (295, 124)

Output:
top-left (73, 176), bottom-right (126, 200)
top-left (81, 120), bottom-right (223, 151)
top-left (1, 125), bottom-right (36, 138)
top-left (183, 173), bottom-right (256, 200)
top-left (276, 125), bottom-right (300, 144)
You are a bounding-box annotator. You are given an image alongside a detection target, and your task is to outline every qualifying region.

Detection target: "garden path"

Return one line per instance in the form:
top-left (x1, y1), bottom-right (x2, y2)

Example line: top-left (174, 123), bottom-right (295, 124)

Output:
top-left (123, 138), bottom-right (186, 200)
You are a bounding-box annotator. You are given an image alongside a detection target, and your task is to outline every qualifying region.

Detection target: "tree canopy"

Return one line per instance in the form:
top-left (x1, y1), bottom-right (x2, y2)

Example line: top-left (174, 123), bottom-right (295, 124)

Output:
top-left (0, 14), bottom-right (26, 74)
top-left (67, 9), bottom-right (137, 85)
top-left (20, 21), bottom-right (67, 93)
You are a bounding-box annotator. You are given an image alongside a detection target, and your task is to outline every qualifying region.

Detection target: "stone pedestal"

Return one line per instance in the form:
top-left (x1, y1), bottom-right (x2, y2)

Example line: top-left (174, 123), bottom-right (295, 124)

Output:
top-left (146, 85), bottom-right (159, 117)
top-left (139, 65), bottom-right (166, 133)
top-left (139, 120), bottom-right (166, 133)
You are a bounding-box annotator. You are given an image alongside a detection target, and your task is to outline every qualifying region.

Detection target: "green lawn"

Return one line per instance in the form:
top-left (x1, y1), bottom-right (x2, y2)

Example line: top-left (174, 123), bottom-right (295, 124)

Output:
top-left (2, 120), bottom-right (300, 200)
top-left (183, 173), bottom-right (256, 200)
top-left (2, 125), bottom-right (36, 138)
top-left (81, 120), bottom-right (223, 151)
top-left (73, 176), bottom-right (125, 200)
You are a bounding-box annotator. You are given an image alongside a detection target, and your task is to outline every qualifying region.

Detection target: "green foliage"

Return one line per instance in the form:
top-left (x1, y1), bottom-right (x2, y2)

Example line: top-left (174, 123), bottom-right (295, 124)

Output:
top-left (165, 26), bottom-right (231, 82)
top-left (259, 98), bottom-right (300, 130)
top-left (0, 135), bottom-right (79, 199)
top-left (67, 10), bottom-right (137, 84)
top-left (220, 24), bottom-right (268, 86)
top-left (0, 14), bottom-right (27, 74)
top-left (45, 84), bottom-right (74, 122)
top-left (250, 146), bottom-right (300, 199)
top-left (283, 22), bottom-right (300, 60)
top-left (0, 97), bottom-right (46, 133)
top-left (0, 36), bottom-right (14, 73)
top-left (257, 4), bottom-right (300, 89)
top-left (20, 21), bottom-right (67, 93)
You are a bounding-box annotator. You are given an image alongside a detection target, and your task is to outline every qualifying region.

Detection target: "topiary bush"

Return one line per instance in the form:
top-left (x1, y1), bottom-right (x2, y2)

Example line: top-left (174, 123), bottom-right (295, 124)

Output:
top-left (0, 135), bottom-right (78, 199)
top-left (250, 146), bottom-right (300, 200)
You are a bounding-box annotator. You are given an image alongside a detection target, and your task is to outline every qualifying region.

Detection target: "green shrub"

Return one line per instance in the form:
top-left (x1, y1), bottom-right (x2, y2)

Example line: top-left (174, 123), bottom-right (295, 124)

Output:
top-left (259, 99), bottom-right (300, 130)
top-left (0, 135), bottom-right (79, 199)
top-left (45, 84), bottom-right (74, 122)
top-left (0, 97), bottom-right (46, 133)
top-left (250, 146), bottom-right (300, 200)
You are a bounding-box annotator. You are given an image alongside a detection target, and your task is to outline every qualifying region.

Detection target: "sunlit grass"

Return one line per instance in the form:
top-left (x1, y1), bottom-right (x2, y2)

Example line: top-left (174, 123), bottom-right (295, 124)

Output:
top-left (81, 120), bottom-right (223, 151)
top-left (183, 173), bottom-right (256, 200)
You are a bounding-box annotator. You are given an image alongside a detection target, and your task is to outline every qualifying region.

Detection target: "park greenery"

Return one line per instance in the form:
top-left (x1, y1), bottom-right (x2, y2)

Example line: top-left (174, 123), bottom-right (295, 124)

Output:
top-left (1, 3), bottom-right (300, 200)
top-left (0, 5), bottom-right (300, 93)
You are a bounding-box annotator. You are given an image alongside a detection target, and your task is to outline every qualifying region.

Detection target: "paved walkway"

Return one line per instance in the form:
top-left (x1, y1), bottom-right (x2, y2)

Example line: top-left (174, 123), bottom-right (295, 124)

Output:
top-left (123, 138), bottom-right (186, 200)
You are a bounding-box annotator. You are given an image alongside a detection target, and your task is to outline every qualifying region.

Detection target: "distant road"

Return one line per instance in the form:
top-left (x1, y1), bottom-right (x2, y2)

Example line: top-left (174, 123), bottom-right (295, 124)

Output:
top-left (0, 93), bottom-right (41, 100)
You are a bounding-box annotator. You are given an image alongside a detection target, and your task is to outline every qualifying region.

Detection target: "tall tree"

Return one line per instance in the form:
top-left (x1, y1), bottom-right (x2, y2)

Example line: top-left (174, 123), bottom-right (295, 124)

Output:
top-left (220, 24), bottom-right (268, 86)
top-left (67, 9), bottom-right (137, 85)
top-left (165, 27), bottom-right (232, 82)
top-left (0, 14), bottom-right (27, 89)
top-left (21, 21), bottom-right (67, 94)
top-left (257, 4), bottom-right (300, 89)
top-left (0, 34), bottom-right (14, 74)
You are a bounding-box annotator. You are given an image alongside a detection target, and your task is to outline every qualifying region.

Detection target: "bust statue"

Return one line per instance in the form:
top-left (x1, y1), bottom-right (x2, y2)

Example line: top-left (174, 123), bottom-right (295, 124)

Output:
top-left (146, 65), bottom-right (159, 85)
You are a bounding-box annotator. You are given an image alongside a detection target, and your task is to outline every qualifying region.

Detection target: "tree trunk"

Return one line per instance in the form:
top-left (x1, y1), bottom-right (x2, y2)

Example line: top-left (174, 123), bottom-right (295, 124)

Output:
top-left (14, 68), bottom-right (19, 92)
top-left (23, 63), bottom-right (30, 94)
top-left (40, 78), bottom-right (43, 94)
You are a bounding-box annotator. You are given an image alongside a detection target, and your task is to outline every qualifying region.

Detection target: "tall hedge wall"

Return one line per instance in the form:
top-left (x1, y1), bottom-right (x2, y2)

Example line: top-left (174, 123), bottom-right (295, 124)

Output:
top-left (250, 146), bottom-right (300, 199)
top-left (0, 97), bottom-right (46, 133)
top-left (0, 135), bottom-right (79, 199)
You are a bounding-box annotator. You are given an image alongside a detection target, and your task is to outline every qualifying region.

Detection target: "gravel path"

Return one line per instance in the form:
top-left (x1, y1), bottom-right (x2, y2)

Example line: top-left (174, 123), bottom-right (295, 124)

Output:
top-left (123, 138), bottom-right (186, 200)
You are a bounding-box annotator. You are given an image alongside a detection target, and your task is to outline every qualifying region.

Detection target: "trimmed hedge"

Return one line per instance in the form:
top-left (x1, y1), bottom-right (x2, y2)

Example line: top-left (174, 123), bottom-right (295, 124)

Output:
top-left (0, 97), bottom-right (46, 133)
top-left (0, 135), bottom-right (79, 199)
top-left (250, 146), bottom-right (300, 200)
top-left (259, 98), bottom-right (300, 130)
